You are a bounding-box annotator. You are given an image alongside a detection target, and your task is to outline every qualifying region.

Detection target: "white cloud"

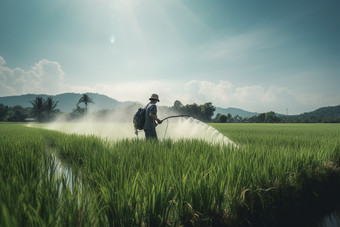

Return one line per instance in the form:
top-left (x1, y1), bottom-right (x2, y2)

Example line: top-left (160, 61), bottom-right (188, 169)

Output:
top-left (0, 65), bottom-right (27, 96)
top-left (0, 57), bottom-right (89, 96)
top-left (184, 80), bottom-right (233, 104)
top-left (0, 81), bottom-right (16, 95)
top-left (0, 56), bottom-right (5, 66)
top-left (234, 85), bottom-right (265, 103)
top-left (30, 59), bottom-right (65, 93)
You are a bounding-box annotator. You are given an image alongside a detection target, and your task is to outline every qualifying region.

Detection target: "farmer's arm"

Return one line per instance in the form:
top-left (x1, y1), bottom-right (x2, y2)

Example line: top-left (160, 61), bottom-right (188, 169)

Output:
top-left (149, 113), bottom-right (162, 124)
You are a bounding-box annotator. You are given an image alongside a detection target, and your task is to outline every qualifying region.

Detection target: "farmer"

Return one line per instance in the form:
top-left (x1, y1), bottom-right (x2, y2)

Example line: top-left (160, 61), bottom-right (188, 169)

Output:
top-left (143, 94), bottom-right (162, 140)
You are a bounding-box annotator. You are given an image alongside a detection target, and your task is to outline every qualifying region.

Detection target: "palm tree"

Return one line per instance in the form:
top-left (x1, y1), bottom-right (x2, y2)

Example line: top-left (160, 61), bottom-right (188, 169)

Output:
top-left (44, 97), bottom-right (59, 121)
top-left (71, 104), bottom-right (85, 119)
top-left (29, 97), bottom-right (45, 122)
top-left (77, 93), bottom-right (95, 116)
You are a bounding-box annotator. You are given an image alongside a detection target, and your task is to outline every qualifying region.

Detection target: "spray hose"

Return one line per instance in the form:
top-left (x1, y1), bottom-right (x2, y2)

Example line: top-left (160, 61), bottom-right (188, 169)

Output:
top-left (160, 114), bottom-right (191, 123)
top-left (159, 115), bottom-right (191, 140)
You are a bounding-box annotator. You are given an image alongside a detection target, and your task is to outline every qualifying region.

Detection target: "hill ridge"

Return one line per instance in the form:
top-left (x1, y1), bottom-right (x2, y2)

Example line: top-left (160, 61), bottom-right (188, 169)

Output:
top-left (1, 93), bottom-right (339, 119)
top-left (0, 93), bottom-right (136, 112)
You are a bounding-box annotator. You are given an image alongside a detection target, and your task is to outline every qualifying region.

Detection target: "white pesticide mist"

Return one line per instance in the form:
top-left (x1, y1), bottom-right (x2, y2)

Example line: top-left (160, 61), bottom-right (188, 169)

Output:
top-left (156, 117), bottom-right (237, 146)
top-left (29, 104), bottom-right (237, 146)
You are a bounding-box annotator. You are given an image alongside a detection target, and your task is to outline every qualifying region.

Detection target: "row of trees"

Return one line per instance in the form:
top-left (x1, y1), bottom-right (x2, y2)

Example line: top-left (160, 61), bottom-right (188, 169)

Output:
top-left (212, 111), bottom-right (280, 123)
top-left (248, 111), bottom-right (281, 123)
top-left (213, 112), bottom-right (340, 123)
top-left (1, 95), bottom-right (339, 123)
top-left (0, 99), bottom-right (60, 123)
top-left (0, 93), bottom-right (95, 122)
top-left (213, 113), bottom-right (242, 123)
top-left (170, 100), bottom-right (216, 122)
top-left (0, 104), bottom-right (31, 122)
top-left (170, 101), bottom-right (281, 123)
top-left (30, 94), bottom-right (95, 122)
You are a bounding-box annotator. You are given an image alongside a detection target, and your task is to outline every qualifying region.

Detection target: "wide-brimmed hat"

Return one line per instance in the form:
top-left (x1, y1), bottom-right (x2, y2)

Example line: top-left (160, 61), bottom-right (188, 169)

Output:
top-left (149, 94), bottom-right (160, 102)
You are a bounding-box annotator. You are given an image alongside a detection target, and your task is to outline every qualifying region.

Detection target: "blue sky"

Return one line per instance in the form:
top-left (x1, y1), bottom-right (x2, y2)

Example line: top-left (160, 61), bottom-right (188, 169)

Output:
top-left (0, 0), bottom-right (339, 115)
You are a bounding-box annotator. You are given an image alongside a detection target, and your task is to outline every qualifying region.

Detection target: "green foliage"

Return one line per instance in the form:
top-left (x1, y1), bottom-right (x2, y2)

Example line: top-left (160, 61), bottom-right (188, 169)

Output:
top-left (28, 96), bottom-right (60, 122)
top-left (29, 97), bottom-right (45, 122)
top-left (0, 103), bottom-right (9, 121)
top-left (264, 111), bottom-right (280, 123)
top-left (173, 100), bottom-right (184, 111)
top-left (0, 104), bottom-right (31, 122)
top-left (171, 100), bottom-right (216, 122)
top-left (218, 114), bottom-right (228, 123)
top-left (44, 97), bottom-right (59, 121)
top-left (245, 111), bottom-right (281, 123)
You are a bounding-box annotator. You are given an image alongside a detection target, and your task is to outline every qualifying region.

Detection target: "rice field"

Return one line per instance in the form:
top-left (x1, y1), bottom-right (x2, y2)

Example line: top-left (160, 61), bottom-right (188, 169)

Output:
top-left (1, 122), bottom-right (340, 227)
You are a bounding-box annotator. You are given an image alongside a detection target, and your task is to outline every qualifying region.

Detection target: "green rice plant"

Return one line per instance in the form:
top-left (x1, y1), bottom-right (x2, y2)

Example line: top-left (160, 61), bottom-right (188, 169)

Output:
top-left (2, 123), bottom-right (340, 226)
top-left (50, 123), bottom-right (339, 226)
top-left (0, 124), bottom-right (100, 227)
top-left (0, 125), bottom-right (46, 226)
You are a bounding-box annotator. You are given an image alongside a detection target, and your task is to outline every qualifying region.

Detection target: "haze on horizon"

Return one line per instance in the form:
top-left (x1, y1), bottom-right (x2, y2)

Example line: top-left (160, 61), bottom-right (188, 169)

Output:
top-left (0, 0), bottom-right (339, 115)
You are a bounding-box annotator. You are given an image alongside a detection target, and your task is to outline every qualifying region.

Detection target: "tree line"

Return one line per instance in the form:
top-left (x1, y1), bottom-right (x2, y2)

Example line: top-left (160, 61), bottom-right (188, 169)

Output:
top-left (212, 110), bottom-right (340, 123)
top-left (0, 94), bottom-right (94, 122)
top-left (0, 104), bottom-right (31, 122)
top-left (168, 100), bottom-right (216, 122)
top-left (167, 100), bottom-right (282, 123)
top-left (1, 96), bottom-right (339, 123)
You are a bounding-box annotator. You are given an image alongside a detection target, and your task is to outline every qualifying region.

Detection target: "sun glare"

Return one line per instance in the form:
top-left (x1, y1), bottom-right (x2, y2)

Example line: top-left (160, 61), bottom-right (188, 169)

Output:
top-left (110, 35), bottom-right (115, 43)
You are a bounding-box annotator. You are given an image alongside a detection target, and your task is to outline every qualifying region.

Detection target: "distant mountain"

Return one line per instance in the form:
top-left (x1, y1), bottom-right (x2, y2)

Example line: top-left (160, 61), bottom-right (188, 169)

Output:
top-left (299, 105), bottom-right (340, 118)
top-left (214, 107), bottom-right (259, 118)
top-left (281, 105), bottom-right (340, 122)
top-left (214, 105), bottom-right (340, 123)
top-left (0, 93), bottom-right (136, 112)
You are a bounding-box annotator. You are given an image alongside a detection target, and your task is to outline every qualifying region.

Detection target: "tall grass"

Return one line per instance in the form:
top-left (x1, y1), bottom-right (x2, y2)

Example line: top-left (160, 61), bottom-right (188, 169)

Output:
top-left (0, 124), bottom-right (99, 227)
top-left (1, 123), bottom-right (340, 226)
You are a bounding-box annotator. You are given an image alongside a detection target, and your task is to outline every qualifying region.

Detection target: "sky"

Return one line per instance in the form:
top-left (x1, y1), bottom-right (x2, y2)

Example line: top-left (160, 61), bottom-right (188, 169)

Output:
top-left (0, 0), bottom-right (339, 115)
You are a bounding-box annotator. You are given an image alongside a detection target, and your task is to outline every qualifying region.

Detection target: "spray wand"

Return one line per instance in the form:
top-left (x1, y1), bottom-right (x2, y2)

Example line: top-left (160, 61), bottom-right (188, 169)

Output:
top-left (160, 114), bottom-right (191, 123)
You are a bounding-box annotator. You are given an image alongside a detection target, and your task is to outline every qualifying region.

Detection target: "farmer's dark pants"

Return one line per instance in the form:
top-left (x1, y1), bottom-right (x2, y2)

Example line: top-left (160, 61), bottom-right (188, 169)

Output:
top-left (144, 129), bottom-right (157, 140)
